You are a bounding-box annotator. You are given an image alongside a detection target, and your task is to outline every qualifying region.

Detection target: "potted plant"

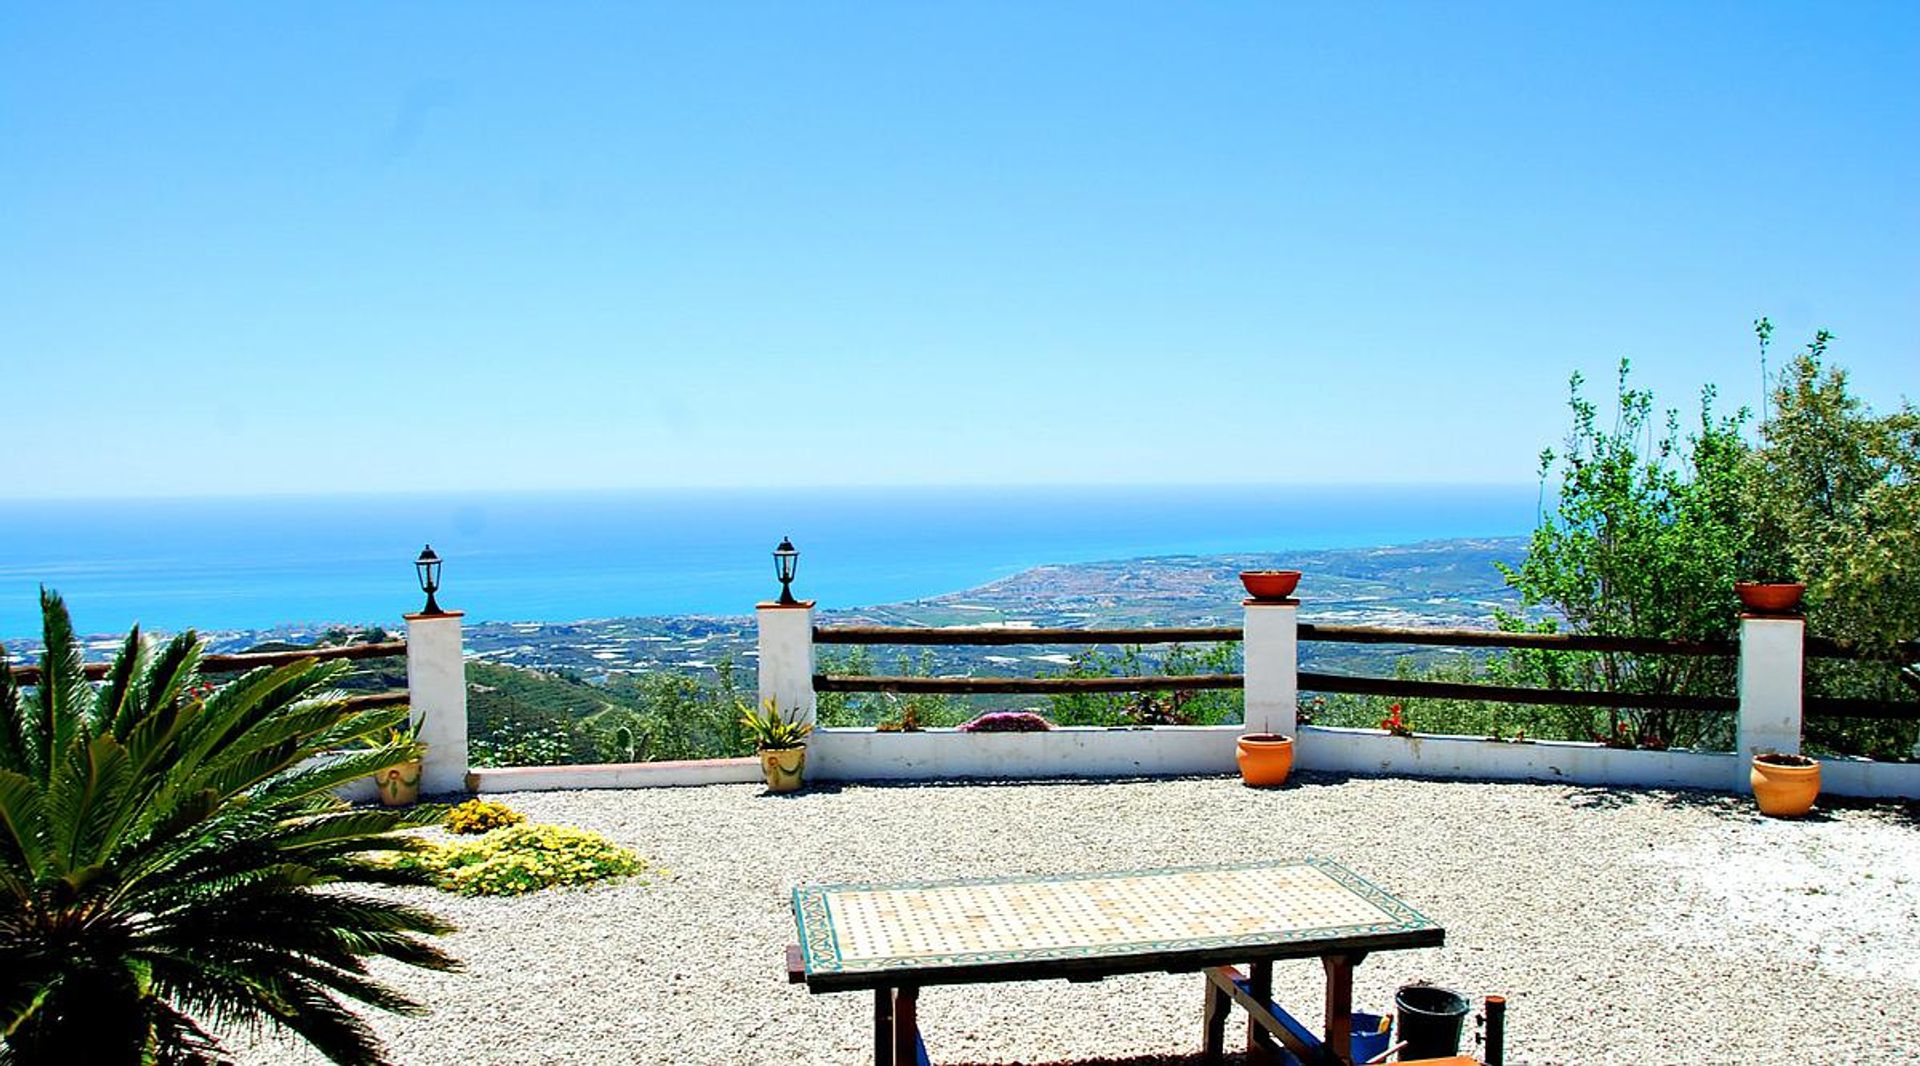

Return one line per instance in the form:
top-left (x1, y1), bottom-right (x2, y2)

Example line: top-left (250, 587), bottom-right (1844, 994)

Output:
top-left (1239, 569), bottom-right (1302, 601)
top-left (741, 698), bottom-right (813, 792)
top-left (1736, 501), bottom-right (1804, 613)
top-left (1750, 751), bottom-right (1821, 817)
top-left (368, 714), bottom-right (426, 806)
top-left (1236, 732), bottom-right (1295, 788)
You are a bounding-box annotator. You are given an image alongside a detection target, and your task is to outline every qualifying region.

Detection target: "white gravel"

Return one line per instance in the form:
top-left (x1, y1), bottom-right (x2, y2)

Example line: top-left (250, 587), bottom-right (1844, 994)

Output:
top-left (241, 775), bottom-right (1919, 1066)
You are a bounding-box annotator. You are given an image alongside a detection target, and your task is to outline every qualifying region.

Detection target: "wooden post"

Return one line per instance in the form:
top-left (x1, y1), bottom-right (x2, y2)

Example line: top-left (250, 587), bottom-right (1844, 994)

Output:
top-left (891, 987), bottom-right (918, 1066)
top-left (874, 989), bottom-right (895, 1066)
top-left (1245, 961), bottom-right (1277, 1066)
top-left (1323, 954), bottom-right (1356, 1066)
top-left (1202, 971), bottom-right (1231, 1062)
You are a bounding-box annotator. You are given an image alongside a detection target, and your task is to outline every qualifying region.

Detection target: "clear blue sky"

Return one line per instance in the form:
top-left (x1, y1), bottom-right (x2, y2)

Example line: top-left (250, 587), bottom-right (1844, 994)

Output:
top-left (3, 2), bottom-right (1914, 497)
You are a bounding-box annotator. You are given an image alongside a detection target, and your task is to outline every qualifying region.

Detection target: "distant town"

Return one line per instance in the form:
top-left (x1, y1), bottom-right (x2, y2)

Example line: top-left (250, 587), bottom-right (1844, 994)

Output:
top-left (121, 537), bottom-right (1529, 679)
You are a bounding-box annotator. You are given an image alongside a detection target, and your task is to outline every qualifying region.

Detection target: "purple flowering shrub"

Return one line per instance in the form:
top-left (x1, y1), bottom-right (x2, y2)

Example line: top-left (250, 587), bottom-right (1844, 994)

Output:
top-left (957, 710), bottom-right (1054, 733)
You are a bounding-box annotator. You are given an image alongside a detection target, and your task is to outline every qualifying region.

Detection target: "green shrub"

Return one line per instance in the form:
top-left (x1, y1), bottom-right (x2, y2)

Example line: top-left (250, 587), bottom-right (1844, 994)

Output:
top-left (444, 798), bottom-right (527, 835)
top-left (0, 590), bottom-right (454, 1065)
top-left (401, 823), bottom-right (651, 896)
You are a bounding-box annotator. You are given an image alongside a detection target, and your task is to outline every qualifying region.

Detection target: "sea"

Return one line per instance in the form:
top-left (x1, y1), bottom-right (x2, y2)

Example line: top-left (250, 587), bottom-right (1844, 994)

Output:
top-left (0, 484), bottom-right (1538, 642)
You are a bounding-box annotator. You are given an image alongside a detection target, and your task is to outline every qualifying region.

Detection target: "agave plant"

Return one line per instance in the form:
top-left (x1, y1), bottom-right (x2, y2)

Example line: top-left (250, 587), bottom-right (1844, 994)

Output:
top-left (0, 591), bottom-right (457, 1065)
top-left (738, 698), bottom-right (812, 751)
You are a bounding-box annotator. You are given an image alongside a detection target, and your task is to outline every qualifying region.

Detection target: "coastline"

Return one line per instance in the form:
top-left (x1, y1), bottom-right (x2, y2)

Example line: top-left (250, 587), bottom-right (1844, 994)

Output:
top-left (3, 537), bottom-right (1528, 678)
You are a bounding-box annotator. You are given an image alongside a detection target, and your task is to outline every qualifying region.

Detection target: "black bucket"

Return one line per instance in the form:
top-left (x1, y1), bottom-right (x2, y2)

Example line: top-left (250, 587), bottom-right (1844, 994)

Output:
top-left (1395, 984), bottom-right (1470, 1059)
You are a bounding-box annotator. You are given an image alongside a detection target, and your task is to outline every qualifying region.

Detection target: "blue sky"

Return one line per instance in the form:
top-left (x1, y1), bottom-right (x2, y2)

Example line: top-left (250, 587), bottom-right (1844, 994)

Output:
top-left (3, 2), bottom-right (1915, 497)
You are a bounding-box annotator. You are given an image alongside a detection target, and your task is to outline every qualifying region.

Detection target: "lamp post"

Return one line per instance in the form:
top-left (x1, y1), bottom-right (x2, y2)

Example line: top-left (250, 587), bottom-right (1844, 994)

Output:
top-left (414, 545), bottom-right (444, 616)
top-left (773, 536), bottom-right (800, 606)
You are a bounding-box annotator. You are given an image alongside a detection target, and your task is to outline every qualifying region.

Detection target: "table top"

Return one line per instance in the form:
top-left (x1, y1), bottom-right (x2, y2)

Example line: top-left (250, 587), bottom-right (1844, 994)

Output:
top-left (791, 857), bottom-right (1443, 992)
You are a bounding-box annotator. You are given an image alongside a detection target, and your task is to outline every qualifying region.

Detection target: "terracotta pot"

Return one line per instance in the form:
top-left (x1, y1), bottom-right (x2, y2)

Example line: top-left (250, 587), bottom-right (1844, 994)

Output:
top-left (1750, 754), bottom-right (1820, 817)
top-left (1736, 582), bottom-right (1804, 613)
top-left (375, 758), bottom-right (424, 806)
top-left (760, 746), bottom-right (807, 793)
top-left (1236, 733), bottom-right (1295, 788)
top-left (1240, 570), bottom-right (1302, 601)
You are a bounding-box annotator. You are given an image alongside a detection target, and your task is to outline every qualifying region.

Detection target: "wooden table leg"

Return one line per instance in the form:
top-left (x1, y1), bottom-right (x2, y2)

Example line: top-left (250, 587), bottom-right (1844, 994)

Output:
top-left (893, 986), bottom-right (920, 1066)
top-left (1244, 961), bottom-right (1276, 1066)
top-left (874, 988), bottom-right (895, 1066)
top-left (1201, 970), bottom-right (1231, 1063)
top-left (1323, 954), bottom-right (1356, 1066)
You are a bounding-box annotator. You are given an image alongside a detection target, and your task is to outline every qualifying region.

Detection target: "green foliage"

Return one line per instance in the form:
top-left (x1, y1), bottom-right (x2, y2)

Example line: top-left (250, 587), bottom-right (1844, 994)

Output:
top-left (1746, 324), bottom-right (1920, 758)
top-left (1493, 359), bottom-right (1747, 749)
top-left (0, 590), bottom-right (456, 1066)
top-left (398, 823), bottom-right (650, 897)
top-left (466, 655), bottom-right (755, 767)
top-left (1047, 642), bottom-right (1243, 726)
top-left (444, 798), bottom-right (526, 835)
top-left (1455, 326), bottom-right (1915, 758)
top-left (739, 698), bottom-right (813, 750)
top-left (1304, 658), bottom-right (1627, 744)
top-left (816, 648), bottom-right (968, 729)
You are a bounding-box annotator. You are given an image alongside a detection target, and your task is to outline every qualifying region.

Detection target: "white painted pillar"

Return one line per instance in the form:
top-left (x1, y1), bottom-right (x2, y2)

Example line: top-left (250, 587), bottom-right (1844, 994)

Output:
top-left (1736, 612), bottom-right (1804, 775)
top-left (1243, 599), bottom-right (1299, 735)
top-left (405, 610), bottom-right (470, 794)
top-left (757, 601), bottom-right (817, 729)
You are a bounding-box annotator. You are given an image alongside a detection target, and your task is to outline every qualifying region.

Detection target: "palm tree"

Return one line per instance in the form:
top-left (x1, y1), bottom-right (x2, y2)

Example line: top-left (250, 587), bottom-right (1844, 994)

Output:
top-left (0, 591), bottom-right (457, 1065)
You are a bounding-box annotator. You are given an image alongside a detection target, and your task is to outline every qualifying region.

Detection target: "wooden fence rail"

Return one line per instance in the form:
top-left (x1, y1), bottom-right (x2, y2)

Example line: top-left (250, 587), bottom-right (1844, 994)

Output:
top-left (814, 673), bottom-right (1243, 695)
top-left (8, 640), bottom-right (408, 685)
top-left (816, 626), bottom-right (1241, 646)
top-left (817, 622), bottom-right (1918, 662)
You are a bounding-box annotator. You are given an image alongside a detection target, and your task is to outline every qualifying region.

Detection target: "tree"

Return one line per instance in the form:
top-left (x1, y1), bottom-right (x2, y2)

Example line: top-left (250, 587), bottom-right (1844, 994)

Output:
top-left (1047, 642), bottom-right (1242, 727)
top-left (1746, 324), bottom-right (1920, 757)
top-left (1493, 359), bottom-right (1749, 748)
top-left (0, 591), bottom-right (455, 1065)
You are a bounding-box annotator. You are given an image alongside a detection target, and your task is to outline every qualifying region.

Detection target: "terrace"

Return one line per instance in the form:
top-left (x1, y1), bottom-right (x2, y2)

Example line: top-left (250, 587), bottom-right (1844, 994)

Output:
top-left (239, 775), bottom-right (1915, 1064)
top-left (218, 573), bottom-right (1914, 1064)
top-left (13, 574), bottom-right (1918, 1065)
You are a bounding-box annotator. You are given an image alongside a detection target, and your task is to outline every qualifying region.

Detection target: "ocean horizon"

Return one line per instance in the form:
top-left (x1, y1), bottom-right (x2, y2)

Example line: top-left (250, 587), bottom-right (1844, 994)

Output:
top-left (0, 484), bottom-right (1538, 643)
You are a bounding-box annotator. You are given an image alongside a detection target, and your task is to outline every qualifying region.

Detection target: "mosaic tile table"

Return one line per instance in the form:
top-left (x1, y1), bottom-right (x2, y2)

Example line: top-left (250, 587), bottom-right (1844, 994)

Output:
top-left (786, 858), bottom-right (1445, 1066)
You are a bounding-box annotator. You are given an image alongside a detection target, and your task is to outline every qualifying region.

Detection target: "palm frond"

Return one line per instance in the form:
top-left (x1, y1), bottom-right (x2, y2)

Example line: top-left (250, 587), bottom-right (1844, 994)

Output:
top-left (34, 589), bottom-right (92, 777)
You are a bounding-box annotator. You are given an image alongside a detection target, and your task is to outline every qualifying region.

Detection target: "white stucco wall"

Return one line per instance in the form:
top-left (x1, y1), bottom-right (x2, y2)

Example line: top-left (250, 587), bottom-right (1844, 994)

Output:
top-left (808, 726), bottom-right (1242, 780)
top-left (1737, 614), bottom-right (1804, 767)
top-left (1242, 601), bottom-right (1298, 735)
top-left (756, 602), bottom-right (817, 727)
top-left (405, 610), bottom-right (470, 795)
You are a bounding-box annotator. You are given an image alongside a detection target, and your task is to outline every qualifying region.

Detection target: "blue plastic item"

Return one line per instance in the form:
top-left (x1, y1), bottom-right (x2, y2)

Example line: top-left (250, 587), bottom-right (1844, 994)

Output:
top-left (1350, 1011), bottom-right (1392, 1063)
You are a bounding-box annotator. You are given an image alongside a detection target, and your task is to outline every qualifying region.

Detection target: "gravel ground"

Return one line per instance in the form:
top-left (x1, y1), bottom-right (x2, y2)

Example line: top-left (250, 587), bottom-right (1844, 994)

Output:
top-left (241, 774), bottom-right (1919, 1066)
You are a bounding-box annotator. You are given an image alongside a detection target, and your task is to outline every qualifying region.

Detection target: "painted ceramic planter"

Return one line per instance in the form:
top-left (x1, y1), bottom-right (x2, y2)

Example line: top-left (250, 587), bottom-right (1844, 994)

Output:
top-left (1240, 570), bottom-right (1302, 601)
top-left (1236, 733), bottom-right (1295, 788)
top-left (375, 758), bottom-right (424, 806)
top-left (1735, 582), bottom-right (1804, 613)
top-left (760, 746), bottom-right (807, 793)
top-left (1750, 753), bottom-right (1820, 817)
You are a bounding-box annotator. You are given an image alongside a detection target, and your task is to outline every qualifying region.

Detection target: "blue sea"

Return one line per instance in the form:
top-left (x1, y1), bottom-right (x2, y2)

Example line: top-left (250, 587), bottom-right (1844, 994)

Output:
top-left (0, 485), bottom-right (1537, 642)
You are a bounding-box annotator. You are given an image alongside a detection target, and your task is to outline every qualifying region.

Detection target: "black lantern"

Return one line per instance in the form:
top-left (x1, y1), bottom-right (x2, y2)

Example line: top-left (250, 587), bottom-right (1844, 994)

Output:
top-left (414, 545), bottom-right (444, 615)
top-left (773, 536), bottom-right (800, 606)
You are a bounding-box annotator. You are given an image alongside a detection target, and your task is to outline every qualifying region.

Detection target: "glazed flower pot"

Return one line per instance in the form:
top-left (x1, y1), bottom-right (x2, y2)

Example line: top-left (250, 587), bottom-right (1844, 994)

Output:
top-left (1236, 733), bottom-right (1295, 788)
top-left (1750, 753), bottom-right (1820, 817)
top-left (760, 746), bottom-right (807, 793)
top-left (375, 758), bottom-right (424, 806)
top-left (1240, 570), bottom-right (1302, 601)
top-left (1736, 582), bottom-right (1804, 613)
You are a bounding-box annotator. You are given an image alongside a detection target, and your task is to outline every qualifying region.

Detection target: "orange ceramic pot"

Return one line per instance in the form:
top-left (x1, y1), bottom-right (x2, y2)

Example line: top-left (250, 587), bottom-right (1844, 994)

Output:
top-left (1236, 733), bottom-right (1295, 788)
top-left (1736, 582), bottom-right (1804, 613)
top-left (760, 746), bottom-right (806, 793)
top-left (1750, 754), bottom-right (1820, 817)
top-left (1240, 570), bottom-right (1302, 601)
